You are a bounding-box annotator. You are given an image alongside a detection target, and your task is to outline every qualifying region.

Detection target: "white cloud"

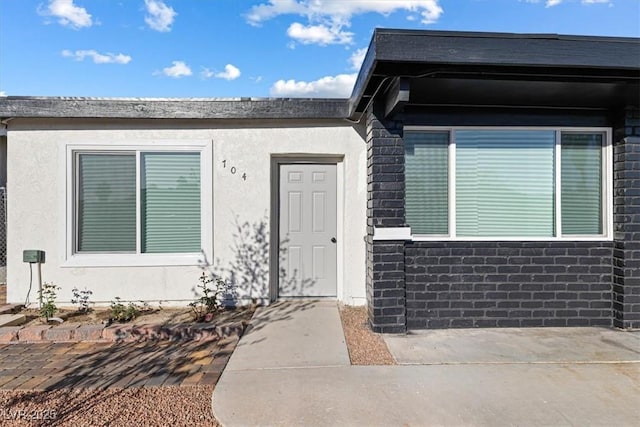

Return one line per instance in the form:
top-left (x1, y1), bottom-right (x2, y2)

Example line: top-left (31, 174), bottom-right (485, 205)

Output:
top-left (144, 0), bottom-right (176, 32)
top-left (247, 0), bottom-right (443, 24)
top-left (61, 49), bottom-right (131, 64)
top-left (200, 68), bottom-right (215, 79)
top-left (247, 1), bottom-right (443, 46)
top-left (158, 61), bottom-right (192, 78)
top-left (349, 48), bottom-right (367, 70)
top-left (287, 22), bottom-right (353, 45)
top-left (215, 64), bottom-right (241, 81)
top-left (526, 0), bottom-right (612, 6)
top-left (270, 73), bottom-right (357, 98)
top-left (200, 64), bottom-right (241, 80)
top-left (0, 91), bottom-right (6, 97)
top-left (40, 0), bottom-right (92, 29)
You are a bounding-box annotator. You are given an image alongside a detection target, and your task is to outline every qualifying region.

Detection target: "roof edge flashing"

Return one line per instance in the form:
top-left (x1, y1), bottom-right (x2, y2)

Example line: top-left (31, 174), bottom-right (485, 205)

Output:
top-left (0, 97), bottom-right (350, 120)
top-left (373, 28), bottom-right (640, 44)
top-left (1, 96), bottom-right (349, 102)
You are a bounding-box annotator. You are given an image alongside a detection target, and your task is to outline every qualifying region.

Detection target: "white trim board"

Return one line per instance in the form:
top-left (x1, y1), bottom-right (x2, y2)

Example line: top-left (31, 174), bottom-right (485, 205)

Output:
top-left (373, 227), bottom-right (412, 241)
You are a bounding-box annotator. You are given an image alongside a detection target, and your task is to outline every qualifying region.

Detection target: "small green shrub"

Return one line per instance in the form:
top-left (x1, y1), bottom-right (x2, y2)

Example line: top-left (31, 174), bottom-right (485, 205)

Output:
top-left (71, 287), bottom-right (93, 313)
top-left (109, 297), bottom-right (143, 323)
top-left (39, 282), bottom-right (61, 319)
top-left (189, 272), bottom-right (232, 322)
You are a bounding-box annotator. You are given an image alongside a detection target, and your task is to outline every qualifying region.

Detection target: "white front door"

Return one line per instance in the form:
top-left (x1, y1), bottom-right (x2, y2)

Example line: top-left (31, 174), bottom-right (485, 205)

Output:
top-left (279, 164), bottom-right (337, 297)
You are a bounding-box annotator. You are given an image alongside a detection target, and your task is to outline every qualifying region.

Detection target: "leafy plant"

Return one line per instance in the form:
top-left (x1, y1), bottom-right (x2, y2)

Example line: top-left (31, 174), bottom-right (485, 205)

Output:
top-left (71, 287), bottom-right (93, 313)
top-left (38, 282), bottom-right (61, 319)
top-left (109, 297), bottom-right (143, 323)
top-left (189, 272), bottom-right (233, 322)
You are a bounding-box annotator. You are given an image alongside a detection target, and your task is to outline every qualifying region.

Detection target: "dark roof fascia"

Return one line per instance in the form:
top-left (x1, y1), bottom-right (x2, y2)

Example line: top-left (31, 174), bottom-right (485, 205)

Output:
top-left (373, 29), bottom-right (640, 68)
top-left (348, 29), bottom-right (640, 118)
top-left (372, 28), bottom-right (640, 43)
top-left (0, 97), bottom-right (349, 120)
top-left (348, 30), bottom-right (378, 120)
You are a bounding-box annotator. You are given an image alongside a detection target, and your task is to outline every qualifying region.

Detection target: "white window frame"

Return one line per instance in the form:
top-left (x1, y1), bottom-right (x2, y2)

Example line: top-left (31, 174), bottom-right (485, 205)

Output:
top-left (403, 126), bottom-right (613, 242)
top-left (61, 140), bottom-right (213, 267)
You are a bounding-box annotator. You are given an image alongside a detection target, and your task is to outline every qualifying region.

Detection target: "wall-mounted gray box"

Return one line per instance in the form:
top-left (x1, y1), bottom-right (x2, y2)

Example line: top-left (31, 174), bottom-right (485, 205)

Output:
top-left (23, 250), bottom-right (45, 263)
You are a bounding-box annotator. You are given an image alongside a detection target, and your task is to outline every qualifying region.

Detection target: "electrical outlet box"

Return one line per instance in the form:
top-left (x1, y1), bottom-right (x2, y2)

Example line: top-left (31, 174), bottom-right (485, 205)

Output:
top-left (23, 250), bottom-right (45, 263)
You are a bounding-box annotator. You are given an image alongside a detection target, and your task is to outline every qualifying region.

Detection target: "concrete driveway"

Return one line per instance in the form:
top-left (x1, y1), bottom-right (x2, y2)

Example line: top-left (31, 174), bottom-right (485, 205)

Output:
top-left (213, 301), bottom-right (640, 426)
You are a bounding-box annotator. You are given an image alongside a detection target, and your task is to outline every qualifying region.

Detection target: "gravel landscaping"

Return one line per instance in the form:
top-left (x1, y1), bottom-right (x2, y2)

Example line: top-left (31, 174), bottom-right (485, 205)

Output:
top-left (339, 305), bottom-right (396, 365)
top-left (0, 386), bottom-right (219, 426)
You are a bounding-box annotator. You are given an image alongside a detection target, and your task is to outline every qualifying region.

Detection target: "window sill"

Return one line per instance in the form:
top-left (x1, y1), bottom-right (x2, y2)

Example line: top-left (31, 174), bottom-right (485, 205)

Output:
top-left (62, 253), bottom-right (203, 268)
top-left (410, 235), bottom-right (613, 242)
top-left (372, 227), bottom-right (612, 242)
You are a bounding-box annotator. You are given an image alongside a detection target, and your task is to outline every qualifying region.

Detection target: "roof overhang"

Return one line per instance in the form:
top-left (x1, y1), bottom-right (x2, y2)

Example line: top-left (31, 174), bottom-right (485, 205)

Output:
top-left (349, 29), bottom-right (640, 119)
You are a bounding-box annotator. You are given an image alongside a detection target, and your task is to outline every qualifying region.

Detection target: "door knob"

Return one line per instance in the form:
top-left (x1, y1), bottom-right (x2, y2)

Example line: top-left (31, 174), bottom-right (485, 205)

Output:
top-left (331, 237), bottom-right (337, 243)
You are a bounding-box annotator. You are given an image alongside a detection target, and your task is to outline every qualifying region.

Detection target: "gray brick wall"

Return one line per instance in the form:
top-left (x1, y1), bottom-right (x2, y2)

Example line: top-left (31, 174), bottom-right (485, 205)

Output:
top-left (612, 107), bottom-right (640, 329)
top-left (366, 103), bottom-right (407, 333)
top-left (405, 242), bottom-right (613, 329)
top-left (368, 241), bottom-right (406, 332)
top-left (366, 105), bottom-right (405, 229)
top-left (365, 101), bottom-right (640, 331)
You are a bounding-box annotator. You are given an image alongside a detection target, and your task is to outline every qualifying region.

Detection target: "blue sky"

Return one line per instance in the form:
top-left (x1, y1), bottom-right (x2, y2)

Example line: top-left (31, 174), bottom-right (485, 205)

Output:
top-left (1, 0), bottom-right (639, 98)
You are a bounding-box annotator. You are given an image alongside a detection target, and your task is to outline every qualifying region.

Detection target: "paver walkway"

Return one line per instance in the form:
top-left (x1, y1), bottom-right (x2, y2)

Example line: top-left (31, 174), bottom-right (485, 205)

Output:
top-left (0, 337), bottom-right (239, 391)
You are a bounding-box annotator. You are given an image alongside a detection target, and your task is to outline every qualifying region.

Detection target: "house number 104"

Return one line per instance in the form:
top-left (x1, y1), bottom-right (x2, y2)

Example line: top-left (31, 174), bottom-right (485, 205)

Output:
top-left (221, 160), bottom-right (247, 181)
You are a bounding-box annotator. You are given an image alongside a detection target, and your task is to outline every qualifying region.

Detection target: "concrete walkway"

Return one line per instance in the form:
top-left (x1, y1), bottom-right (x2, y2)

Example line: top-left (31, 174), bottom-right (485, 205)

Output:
top-left (213, 301), bottom-right (640, 426)
top-left (224, 300), bottom-right (350, 371)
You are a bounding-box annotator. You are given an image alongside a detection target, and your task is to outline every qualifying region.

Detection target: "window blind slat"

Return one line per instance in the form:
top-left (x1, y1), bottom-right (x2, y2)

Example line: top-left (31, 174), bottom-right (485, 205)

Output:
top-left (77, 154), bottom-right (136, 252)
top-left (141, 153), bottom-right (201, 253)
top-left (561, 134), bottom-right (602, 235)
top-left (456, 130), bottom-right (555, 237)
top-left (405, 132), bottom-right (449, 234)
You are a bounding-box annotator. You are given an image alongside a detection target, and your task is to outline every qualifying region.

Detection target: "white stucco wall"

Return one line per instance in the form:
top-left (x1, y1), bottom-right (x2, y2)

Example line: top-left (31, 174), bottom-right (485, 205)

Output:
top-left (6, 119), bottom-right (367, 307)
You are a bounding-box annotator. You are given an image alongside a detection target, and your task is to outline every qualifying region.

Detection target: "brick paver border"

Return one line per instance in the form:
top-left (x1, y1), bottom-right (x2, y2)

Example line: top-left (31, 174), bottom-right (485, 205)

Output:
top-left (0, 321), bottom-right (247, 344)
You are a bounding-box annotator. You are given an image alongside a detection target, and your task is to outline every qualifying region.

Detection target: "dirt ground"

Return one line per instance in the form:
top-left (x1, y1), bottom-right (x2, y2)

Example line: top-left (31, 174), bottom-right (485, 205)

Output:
top-left (19, 306), bottom-right (252, 328)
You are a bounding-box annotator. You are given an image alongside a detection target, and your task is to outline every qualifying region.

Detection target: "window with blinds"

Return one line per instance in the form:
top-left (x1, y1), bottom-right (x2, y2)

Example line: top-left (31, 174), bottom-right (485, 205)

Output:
top-left (141, 153), bottom-right (201, 253)
top-left (561, 133), bottom-right (602, 235)
top-left (77, 153), bottom-right (137, 252)
top-left (405, 132), bottom-right (449, 234)
top-left (75, 151), bottom-right (201, 254)
top-left (404, 128), bottom-right (607, 238)
top-left (456, 130), bottom-right (555, 237)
